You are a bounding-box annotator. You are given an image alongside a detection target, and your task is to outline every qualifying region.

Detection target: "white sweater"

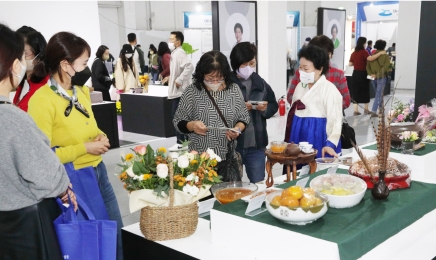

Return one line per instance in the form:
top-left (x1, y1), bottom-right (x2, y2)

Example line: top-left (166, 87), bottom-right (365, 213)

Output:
top-left (168, 47), bottom-right (194, 99)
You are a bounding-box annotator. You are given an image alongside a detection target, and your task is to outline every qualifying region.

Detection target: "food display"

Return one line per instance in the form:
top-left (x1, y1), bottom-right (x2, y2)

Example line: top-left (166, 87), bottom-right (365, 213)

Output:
top-left (211, 182), bottom-right (258, 204)
top-left (348, 157), bottom-right (411, 190)
top-left (265, 186), bottom-right (328, 225)
top-left (310, 174), bottom-right (367, 208)
top-left (270, 141), bottom-right (288, 153)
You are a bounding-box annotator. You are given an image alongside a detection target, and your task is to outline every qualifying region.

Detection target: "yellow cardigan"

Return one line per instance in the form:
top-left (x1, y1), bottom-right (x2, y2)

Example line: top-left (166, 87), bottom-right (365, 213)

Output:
top-left (28, 84), bottom-right (104, 169)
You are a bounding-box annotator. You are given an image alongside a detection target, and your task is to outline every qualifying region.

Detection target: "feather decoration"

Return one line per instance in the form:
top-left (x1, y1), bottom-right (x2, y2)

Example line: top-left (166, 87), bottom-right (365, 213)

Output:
top-left (351, 140), bottom-right (376, 183)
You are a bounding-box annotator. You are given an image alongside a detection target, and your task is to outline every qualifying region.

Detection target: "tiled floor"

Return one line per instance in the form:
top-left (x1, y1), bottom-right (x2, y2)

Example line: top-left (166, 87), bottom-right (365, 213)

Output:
top-left (103, 86), bottom-right (415, 227)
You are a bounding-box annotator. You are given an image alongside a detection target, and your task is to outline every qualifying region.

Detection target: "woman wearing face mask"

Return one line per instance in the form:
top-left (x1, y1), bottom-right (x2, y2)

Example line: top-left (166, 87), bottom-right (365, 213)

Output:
top-left (0, 23), bottom-right (78, 260)
top-left (229, 42), bottom-right (278, 183)
top-left (148, 44), bottom-right (159, 83)
top-left (288, 45), bottom-right (342, 158)
top-left (12, 30), bottom-right (49, 112)
top-left (173, 50), bottom-right (250, 175)
top-left (27, 32), bottom-right (124, 260)
top-left (114, 44), bottom-right (140, 99)
top-left (91, 45), bottom-right (112, 101)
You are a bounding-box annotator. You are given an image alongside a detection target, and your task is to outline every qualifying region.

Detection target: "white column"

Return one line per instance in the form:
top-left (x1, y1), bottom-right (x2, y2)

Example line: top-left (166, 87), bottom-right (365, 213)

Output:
top-left (257, 1), bottom-right (288, 101)
top-left (395, 1), bottom-right (421, 90)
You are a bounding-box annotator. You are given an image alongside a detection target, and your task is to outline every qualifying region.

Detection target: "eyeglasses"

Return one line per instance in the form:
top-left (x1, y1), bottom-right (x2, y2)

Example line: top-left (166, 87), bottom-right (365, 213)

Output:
top-left (204, 77), bottom-right (224, 84)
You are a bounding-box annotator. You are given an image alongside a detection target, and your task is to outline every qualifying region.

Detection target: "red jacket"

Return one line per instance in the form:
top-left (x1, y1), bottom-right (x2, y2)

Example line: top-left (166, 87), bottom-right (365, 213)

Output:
top-left (160, 53), bottom-right (171, 78)
top-left (13, 75), bottom-right (50, 112)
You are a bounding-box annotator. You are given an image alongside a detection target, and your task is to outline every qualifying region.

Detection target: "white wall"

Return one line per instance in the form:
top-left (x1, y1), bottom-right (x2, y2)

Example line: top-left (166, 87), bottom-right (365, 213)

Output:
top-left (395, 1), bottom-right (421, 90)
top-left (258, 1), bottom-right (288, 100)
top-left (0, 1), bottom-right (101, 63)
top-left (287, 1), bottom-right (321, 27)
top-left (99, 7), bottom-right (121, 57)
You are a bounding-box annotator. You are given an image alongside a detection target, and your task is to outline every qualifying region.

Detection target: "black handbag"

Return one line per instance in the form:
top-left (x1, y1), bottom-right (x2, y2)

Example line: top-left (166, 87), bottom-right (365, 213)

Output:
top-left (205, 90), bottom-right (242, 181)
top-left (341, 118), bottom-right (356, 149)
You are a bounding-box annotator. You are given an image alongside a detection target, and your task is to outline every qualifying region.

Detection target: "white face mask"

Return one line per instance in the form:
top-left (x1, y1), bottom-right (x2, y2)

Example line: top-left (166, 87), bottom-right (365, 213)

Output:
top-left (168, 42), bottom-right (175, 51)
top-left (299, 70), bottom-right (315, 84)
top-left (125, 53), bottom-right (132, 59)
top-left (204, 80), bottom-right (222, 92)
top-left (25, 53), bottom-right (40, 72)
top-left (12, 60), bottom-right (27, 89)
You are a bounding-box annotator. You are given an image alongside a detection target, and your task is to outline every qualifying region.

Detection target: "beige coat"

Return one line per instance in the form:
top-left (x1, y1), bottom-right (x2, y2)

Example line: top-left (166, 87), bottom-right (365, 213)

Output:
top-left (114, 58), bottom-right (140, 99)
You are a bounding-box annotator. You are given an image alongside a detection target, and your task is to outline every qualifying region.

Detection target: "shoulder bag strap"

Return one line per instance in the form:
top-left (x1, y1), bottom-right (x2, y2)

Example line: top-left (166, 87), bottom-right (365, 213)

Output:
top-left (205, 89), bottom-right (229, 128)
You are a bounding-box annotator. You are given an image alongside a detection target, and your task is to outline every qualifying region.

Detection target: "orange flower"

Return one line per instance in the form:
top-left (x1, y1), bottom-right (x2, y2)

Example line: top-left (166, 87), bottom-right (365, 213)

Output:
top-left (210, 159), bottom-right (218, 167)
top-left (190, 159), bottom-right (198, 165)
top-left (143, 174), bottom-right (153, 180)
top-left (178, 181), bottom-right (184, 186)
top-left (119, 172), bottom-right (128, 180)
top-left (157, 147), bottom-right (167, 154)
top-left (208, 177), bottom-right (213, 181)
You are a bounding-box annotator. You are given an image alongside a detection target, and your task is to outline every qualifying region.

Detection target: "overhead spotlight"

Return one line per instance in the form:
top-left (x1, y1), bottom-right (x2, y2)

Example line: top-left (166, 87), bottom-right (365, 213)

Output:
top-left (196, 4), bottom-right (202, 11)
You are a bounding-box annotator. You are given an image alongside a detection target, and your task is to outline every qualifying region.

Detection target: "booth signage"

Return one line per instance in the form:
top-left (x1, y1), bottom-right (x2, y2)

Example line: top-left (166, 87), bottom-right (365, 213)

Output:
top-left (184, 12), bottom-right (212, 29)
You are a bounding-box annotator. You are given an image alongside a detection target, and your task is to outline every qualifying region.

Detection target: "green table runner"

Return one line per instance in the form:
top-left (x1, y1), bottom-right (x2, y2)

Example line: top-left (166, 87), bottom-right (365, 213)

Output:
top-left (212, 169), bottom-right (436, 259)
top-left (364, 142), bottom-right (436, 156)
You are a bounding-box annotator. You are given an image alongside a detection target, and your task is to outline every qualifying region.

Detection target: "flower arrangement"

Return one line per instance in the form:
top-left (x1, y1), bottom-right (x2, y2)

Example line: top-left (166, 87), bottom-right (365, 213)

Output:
top-left (118, 144), bottom-right (223, 212)
top-left (416, 101), bottom-right (436, 142)
top-left (116, 101), bottom-right (122, 115)
top-left (388, 98), bottom-right (414, 123)
top-left (399, 131), bottom-right (419, 142)
top-left (139, 74), bottom-right (149, 93)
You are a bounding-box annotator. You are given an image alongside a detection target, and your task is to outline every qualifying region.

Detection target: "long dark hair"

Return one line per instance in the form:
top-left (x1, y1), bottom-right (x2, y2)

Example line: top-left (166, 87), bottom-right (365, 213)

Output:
top-left (0, 23), bottom-right (24, 86)
top-left (148, 44), bottom-right (157, 59)
top-left (355, 37), bottom-right (367, 51)
top-left (192, 50), bottom-right (233, 90)
top-left (157, 42), bottom-right (170, 57)
top-left (119, 52), bottom-right (133, 73)
top-left (26, 31), bottom-right (47, 83)
top-left (33, 32), bottom-right (90, 83)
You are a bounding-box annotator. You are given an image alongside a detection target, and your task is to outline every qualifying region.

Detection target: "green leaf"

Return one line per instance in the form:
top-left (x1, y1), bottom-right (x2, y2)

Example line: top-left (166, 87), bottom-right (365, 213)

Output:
top-left (117, 164), bottom-right (126, 168)
top-left (132, 161), bottom-right (146, 174)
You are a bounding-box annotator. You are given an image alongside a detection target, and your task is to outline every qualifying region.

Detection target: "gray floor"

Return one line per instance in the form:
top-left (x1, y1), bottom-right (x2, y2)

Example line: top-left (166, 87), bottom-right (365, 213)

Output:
top-left (103, 85), bottom-right (414, 227)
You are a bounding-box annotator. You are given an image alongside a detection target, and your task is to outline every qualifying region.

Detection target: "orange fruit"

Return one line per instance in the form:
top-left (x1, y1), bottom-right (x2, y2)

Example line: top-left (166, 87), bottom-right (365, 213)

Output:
top-left (271, 196), bottom-right (282, 207)
top-left (314, 197), bottom-right (323, 206)
top-left (282, 186), bottom-right (303, 200)
top-left (299, 194), bottom-right (316, 208)
top-left (280, 196), bottom-right (299, 207)
top-left (303, 187), bottom-right (316, 195)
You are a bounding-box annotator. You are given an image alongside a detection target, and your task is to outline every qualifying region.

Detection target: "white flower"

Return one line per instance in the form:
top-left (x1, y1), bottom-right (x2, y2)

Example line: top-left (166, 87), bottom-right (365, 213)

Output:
top-left (182, 184), bottom-right (199, 195)
top-left (156, 164), bottom-right (169, 178)
top-left (133, 174), bottom-right (143, 180)
top-left (126, 166), bottom-right (135, 178)
top-left (168, 152), bottom-right (179, 161)
top-left (186, 152), bottom-right (195, 161)
top-left (186, 174), bottom-right (194, 181)
top-left (215, 155), bottom-right (222, 162)
top-left (186, 173), bottom-right (199, 183)
top-left (206, 148), bottom-right (216, 159)
top-left (177, 155), bottom-right (190, 168)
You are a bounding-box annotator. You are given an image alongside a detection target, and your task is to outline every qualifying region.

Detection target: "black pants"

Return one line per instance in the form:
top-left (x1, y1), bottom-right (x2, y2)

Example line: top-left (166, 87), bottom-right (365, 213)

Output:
top-left (170, 97), bottom-right (187, 144)
top-left (0, 199), bottom-right (63, 260)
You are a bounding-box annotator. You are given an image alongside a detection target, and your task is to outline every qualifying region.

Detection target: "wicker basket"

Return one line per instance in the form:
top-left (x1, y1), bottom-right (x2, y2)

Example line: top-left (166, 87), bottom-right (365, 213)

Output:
top-left (139, 160), bottom-right (198, 241)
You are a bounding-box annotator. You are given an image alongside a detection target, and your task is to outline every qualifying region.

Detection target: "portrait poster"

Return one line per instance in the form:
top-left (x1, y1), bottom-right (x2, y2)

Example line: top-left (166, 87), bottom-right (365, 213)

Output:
top-left (317, 8), bottom-right (346, 70)
top-left (212, 1), bottom-right (257, 62)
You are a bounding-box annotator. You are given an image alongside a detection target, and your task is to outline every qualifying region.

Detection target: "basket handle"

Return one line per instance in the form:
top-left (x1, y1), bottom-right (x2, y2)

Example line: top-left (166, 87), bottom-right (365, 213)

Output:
top-left (168, 158), bottom-right (174, 207)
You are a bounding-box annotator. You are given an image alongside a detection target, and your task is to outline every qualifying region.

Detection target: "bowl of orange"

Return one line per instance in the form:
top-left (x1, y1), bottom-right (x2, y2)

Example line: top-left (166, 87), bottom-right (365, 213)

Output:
top-left (270, 141), bottom-right (288, 153)
top-left (265, 185), bottom-right (329, 225)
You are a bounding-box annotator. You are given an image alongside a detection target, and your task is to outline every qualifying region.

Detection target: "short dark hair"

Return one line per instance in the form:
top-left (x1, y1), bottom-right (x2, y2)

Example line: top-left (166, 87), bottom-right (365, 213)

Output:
top-left (16, 26), bottom-right (37, 39)
top-left (234, 23), bottom-right (243, 33)
top-left (157, 42), bottom-right (170, 56)
top-left (136, 44), bottom-right (141, 48)
top-left (26, 31), bottom-right (48, 83)
top-left (127, 33), bottom-right (136, 43)
top-left (331, 24), bottom-right (338, 34)
top-left (33, 32), bottom-right (91, 83)
top-left (309, 35), bottom-right (335, 56)
top-left (368, 40), bottom-right (373, 46)
top-left (95, 45), bottom-right (109, 59)
top-left (392, 43), bottom-right (396, 47)
top-left (171, 31), bottom-right (184, 45)
top-left (0, 23), bottom-right (25, 86)
top-left (298, 45), bottom-right (329, 75)
top-left (192, 50), bottom-right (233, 91)
top-left (229, 42), bottom-right (257, 72)
top-left (355, 37), bottom-right (367, 51)
top-left (374, 40), bottom-right (387, 50)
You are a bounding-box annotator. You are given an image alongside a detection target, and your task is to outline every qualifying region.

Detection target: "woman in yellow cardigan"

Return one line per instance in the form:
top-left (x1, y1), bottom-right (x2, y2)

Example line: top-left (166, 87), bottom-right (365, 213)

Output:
top-left (28, 32), bottom-right (123, 260)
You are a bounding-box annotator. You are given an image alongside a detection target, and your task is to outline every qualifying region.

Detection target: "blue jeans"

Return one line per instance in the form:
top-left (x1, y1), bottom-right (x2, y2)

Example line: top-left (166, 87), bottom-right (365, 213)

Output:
top-left (151, 69), bottom-right (158, 83)
top-left (170, 97), bottom-right (187, 144)
top-left (236, 147), bottom-right (266, 183)
top-left (94, 162), bottom-right (124, 260)
top-left (371, 77), bottom-right (387, 112)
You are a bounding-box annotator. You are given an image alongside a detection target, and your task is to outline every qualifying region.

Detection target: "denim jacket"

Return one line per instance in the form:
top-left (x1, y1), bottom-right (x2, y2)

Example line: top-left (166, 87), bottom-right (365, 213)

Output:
top-left (231, 72), bottom-right (278, 150)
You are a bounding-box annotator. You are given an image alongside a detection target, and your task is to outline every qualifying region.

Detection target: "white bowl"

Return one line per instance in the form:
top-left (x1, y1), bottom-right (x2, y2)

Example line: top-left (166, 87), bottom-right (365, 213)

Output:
top-left (309, 174), bottom-right (367, 209)
top-left (265, 191), bottom-right (329, 225)
top-left (315, 158), bottom-right (339, 171)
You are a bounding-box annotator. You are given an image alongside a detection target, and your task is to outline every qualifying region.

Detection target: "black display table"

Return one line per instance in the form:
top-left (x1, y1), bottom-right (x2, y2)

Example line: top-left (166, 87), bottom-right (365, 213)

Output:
top-left (120, 92), bottom-right (175, 137)
top-left (91, 102), bottom-right (120, 149)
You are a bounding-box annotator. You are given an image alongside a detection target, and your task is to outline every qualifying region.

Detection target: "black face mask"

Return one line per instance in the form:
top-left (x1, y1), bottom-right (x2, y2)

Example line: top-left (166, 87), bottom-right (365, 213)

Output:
top-left (71, 66), bottom-right (92, 86)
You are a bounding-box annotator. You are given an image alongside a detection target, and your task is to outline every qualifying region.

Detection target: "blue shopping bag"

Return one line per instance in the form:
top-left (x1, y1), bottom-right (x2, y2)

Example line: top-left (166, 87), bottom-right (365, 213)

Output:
top-left (54, 194), bottom-right (117, 260)
top-left (52, 147), bottom-right (109, 220)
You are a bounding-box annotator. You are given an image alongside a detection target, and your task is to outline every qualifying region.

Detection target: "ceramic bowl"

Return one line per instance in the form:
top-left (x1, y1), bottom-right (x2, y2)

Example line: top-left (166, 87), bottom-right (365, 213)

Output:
top-left (211, 182), bottom-right (258, 204)
top-left (310, 174), bottom-right (367, 209)
top-left (265, 191), bottom-right (329, 225)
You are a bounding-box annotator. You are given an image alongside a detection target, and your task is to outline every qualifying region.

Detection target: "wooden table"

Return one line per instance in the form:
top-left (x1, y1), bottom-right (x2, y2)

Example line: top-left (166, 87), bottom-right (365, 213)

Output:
top-left (264, 149), bottom-right (317, 187)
